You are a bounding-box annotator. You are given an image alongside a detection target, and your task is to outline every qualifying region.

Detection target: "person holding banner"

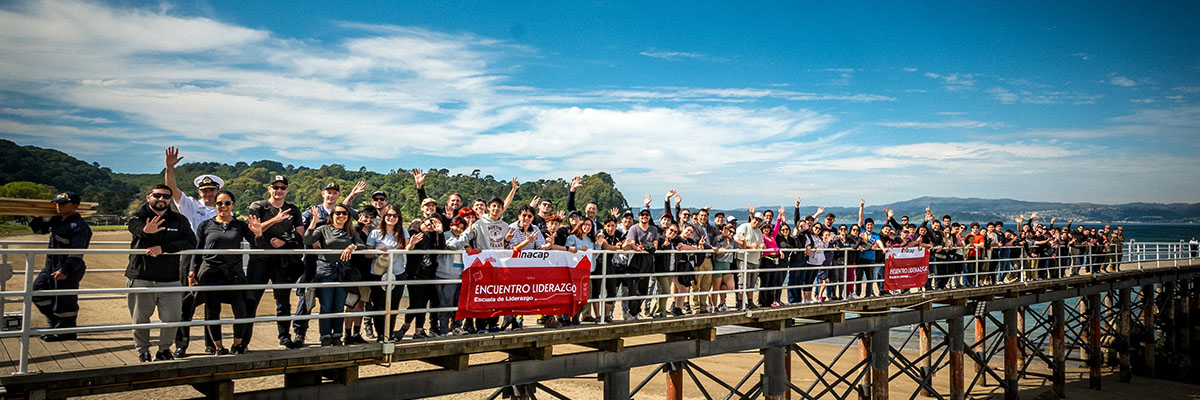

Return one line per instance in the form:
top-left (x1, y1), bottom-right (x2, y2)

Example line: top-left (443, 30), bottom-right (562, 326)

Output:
top-left (435, 217), bottom-right (473, 335)
top-left (469, 189), bottom-right (518, 332)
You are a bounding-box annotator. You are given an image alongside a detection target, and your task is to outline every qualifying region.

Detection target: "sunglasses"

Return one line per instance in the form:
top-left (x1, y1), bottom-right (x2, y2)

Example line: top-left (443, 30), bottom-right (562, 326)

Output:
top-left (271, 186), bottom-right (288, 191)
top-left (215, 201), bottom-right (234, 206)
top-left (332, 211), bottom-right (349, 216)
top-left (150, 193), bottom-right (171, 199)
top-left (372, 197), bottom-right (387, 202)
top-left (385, 213), bottom-right (399, 218)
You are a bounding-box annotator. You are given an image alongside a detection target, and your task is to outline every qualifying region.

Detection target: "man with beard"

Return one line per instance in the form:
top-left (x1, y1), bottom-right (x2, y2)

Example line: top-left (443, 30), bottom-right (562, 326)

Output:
top-left (28, 191), bottom-right (92, 342)
top-left (414, 168), bottom-right (466, 224)
top-left (127, 184), bottom-right (197, 362)
top-left (245, 175), bottom-right (304, 348)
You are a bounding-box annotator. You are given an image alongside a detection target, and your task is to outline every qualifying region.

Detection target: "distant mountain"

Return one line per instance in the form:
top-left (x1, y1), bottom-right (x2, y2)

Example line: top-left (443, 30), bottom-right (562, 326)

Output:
top-left (677, 196), bottom-right (1200, 225)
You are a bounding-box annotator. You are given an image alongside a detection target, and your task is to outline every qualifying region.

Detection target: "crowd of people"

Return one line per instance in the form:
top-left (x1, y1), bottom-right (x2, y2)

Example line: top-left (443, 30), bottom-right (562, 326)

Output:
top-left (24, 147), bottom-right (1131, 361)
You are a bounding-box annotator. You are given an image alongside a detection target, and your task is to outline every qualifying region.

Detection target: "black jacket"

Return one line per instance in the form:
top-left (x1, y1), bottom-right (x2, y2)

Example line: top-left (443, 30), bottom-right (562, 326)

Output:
top-left (127, 204), bottom-right (196, 282)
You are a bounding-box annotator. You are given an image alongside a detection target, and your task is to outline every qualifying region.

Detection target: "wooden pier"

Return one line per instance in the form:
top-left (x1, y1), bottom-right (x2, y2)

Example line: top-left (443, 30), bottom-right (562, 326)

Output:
top-left (2, 258), bottom-right (1199, 399)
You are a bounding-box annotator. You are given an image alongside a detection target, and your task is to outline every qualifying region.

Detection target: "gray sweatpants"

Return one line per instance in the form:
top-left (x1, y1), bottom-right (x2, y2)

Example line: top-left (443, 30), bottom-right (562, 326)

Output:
top-left (127, 279), bottom-right (182, 353)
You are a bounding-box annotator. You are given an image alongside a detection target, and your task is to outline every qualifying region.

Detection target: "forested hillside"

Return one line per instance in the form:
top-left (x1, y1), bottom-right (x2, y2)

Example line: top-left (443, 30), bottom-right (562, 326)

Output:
top-left (1, 140), bottom-right (628, 220)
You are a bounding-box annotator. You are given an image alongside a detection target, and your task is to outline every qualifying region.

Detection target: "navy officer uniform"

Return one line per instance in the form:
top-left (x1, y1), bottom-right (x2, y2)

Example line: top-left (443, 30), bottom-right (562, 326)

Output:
top-left (28, 192), bottom-right (92, 341)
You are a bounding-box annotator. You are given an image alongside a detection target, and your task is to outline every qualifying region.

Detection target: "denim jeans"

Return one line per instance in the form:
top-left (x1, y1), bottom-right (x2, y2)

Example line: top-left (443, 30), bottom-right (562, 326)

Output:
top-left (316, 286), bottom-right (347, 339)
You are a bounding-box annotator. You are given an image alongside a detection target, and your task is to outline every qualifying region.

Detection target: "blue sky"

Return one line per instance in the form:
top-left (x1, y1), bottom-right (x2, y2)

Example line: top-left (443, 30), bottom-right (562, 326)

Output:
top-left (1, 0), bottom-right (1198, 208)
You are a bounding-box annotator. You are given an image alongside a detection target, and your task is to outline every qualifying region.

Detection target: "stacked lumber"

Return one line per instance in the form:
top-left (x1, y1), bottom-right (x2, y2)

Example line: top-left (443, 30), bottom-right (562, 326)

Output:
top-left (0, 198), bottom-right (98, 217)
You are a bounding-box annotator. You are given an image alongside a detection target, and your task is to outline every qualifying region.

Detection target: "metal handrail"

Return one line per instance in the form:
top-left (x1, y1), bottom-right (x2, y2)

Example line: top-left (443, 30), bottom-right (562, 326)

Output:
top-left (0, 241), bottom-right (1192, 375)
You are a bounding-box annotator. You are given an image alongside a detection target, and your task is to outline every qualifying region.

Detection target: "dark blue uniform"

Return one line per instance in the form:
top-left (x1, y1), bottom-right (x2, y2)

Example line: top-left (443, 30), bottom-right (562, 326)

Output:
top-left (29, 213), bottom-right (92, 334)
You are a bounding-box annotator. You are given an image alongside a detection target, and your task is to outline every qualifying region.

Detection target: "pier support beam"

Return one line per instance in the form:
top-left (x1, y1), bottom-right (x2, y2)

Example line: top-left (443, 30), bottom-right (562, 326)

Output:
top-left (1004, 308), bottom-right (1019, 400)
top-left (919, 322), bottom-right (933, 398)
top-left (600, 369), bottom-right (630, 400)
top-left (1118, 287), bottom-right (1132, 383)
top-left (1087, 293), bottom-right (1102, 390)
top-left (976, 315), bottom-right (987, 386)
top-left (665, 361), bottom-right (684, 400)
top-left (1144, 284), bottom-right (1157, 378)
top-left (1178, 282), bottom-right (1191, 362)
top-left (1166, 283), bottom-right (1177, 355)
top-left (1052, 299), bottom-right (1066, 398)
top-left (870, 329), bottom-right (889, 400)
top-left (949, 316), bottom-right (965, 400)
top-left (859, 334), bottom-right (871, 400)
top-left (1192, 279), bottom-right (1200, 370)
top-left (1016, 307), bottom-right (1026, 371)
top-left (763, 346), bottom-right (789, 400)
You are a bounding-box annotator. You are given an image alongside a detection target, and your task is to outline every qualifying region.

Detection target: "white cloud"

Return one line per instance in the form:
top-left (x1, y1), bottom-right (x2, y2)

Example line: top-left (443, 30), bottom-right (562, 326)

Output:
top-left (639, 50), bottom-right (706, 60)
top-left (1173, 86), bottom-right (1200, 93)
top-left (1110, 76), bottom-right (1137, 87)
top-left (877, 120), bottom-right (1000, 129)
top-left (1130, 98), bottom-right (1156, 104)
top-left (987, 87), bottom-right (1018, 103)
top-left (903, 67), bottom-right (918, 72)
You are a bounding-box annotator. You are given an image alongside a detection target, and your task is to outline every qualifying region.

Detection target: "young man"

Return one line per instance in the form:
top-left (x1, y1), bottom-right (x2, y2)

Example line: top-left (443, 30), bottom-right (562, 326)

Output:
top-left (734, 207), bottom-right (764, 309)
top-left (127, 184), bottom-right (197, 362)
top-left (467, 178), bottom-right (519, 331)
top-left (623, 207), bottom-right (659, 320)
top-left (245, 175), bottom-right (305, 348)
top-left (28, 192), bottom-right (92, 342)
top-left (163, 146), bottom-right (221, 357)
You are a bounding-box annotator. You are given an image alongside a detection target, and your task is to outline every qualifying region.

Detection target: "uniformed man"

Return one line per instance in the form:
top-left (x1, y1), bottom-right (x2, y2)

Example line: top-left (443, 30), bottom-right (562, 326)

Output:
top-left (28, 192), bottom-right (92, 341)
top-left (163, 146), bottom-right (221, 357)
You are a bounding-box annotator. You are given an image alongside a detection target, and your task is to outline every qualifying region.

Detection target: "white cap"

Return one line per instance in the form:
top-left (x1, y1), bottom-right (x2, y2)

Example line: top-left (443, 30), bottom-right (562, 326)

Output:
top-left (193, 175), bottom-right (224, 189)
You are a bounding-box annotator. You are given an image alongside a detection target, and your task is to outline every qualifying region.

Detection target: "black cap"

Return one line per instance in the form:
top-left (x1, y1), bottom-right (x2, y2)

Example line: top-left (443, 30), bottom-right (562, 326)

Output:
top-left (270, 175), bottom-right (289, 185)
top-left (638, 209), bottom-right (651, 216)
top-left (51, 192), bottom-right (81, 205)
top-left (322, 182), bottom-right (341, 192)
top-left (371, 190), bottom-right (387, 199)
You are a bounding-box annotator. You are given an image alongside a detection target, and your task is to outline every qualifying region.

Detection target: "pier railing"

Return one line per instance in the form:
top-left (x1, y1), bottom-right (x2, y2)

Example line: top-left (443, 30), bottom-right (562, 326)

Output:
top-left (0, 240), bottom-right (1193, 375)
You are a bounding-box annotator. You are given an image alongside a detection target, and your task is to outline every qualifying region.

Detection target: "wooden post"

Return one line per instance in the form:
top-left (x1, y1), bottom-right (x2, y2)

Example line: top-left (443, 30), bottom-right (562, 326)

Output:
top-left (1088, 294), bottom-right (1102, 390)
top-left (666, 361), bottom-right (684, 400)
top-left (950, 317), bottom-right (965, 400)
top-left (1079, 298), bottom-right (1090, 368)
top-left (1118, 287), bottom-right (1132, 383)
top-left (871, 329), bottom-right (889, 400)
top-left (919, 322), bottom-right (932, 397)
top-left (786, 345), bottom-right (793, 400)
top-left (1192, 279), bottom-right (1200, 369)
top-left (1052, 299), bottom-right (1066, 398)
top-left (1166, 283), bottom-right (1177, 355)
top-left (1178, 282), bottom-right (1191, 361)
top-left (763, 346), bottom-right (788, 400)
top-left (601, 369), bottom-right (630, 400)
top-left (1016, 307), bottom-right (1026, 372)
top-left (1144, 284), bottom-right (1157, 378)
top-left (976, 316), bottom-right (987, 386)
top-left (859, 334), bottom-right (871, 400)
top-left (1004, 308), bottom-right (1019, 400)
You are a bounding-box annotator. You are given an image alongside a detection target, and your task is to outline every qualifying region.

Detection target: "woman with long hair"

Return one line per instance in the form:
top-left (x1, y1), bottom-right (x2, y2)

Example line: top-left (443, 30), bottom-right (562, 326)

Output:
top-left (302, 203), bottom-right (364, 346)
top-left (365, 204), bottom-right (408, 341)
top-left (189, 190), bottom-right (262, 355)
top-left (566, 217), bottom-right (598, 324)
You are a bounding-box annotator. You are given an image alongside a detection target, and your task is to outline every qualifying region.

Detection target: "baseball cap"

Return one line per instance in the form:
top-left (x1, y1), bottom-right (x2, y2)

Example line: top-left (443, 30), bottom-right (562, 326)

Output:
top-left (371, 190), bottom-right (387, 199)
top-left (421, 198), bottom-right (438, 206)
top-left (270, 175), bottom-right (289, 185)
top-left (322, 182), bottom-right (341, 192)
top-left (51, 192), bottom-right (81, 204)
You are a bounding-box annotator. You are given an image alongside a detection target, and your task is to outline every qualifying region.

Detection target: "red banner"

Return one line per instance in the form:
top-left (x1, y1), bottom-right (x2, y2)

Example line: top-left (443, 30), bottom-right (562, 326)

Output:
top-left (456, 249), bottom-right (592, 319)
top-left (883, 247), bottom-right (929, 291)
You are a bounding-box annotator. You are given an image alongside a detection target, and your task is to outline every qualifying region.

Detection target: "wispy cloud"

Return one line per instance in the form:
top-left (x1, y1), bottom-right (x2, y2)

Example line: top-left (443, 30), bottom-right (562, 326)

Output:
top-left (1109, 75), bottom-right (1137, 87)
top-left (877, 120), bottom-right (1001, 129)
top-left (639, 50), bottom-right (707, 61)
top-left (986, 86), bottom-right (1101, 105)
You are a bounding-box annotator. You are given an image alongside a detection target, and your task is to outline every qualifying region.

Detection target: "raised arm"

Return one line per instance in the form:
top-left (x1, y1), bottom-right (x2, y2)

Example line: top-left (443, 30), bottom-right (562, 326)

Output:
top-left (501, 177), bottom-right (519, 213)
top-left (794, 196), bottom-right (802, 227)
top-left (342, 181), bottom-right (367, 206)
top-left (857, 198), bottom-right (865, 227)
top-left (164, 146), bottom-right (184, 203)
top-left (567, 176), bottom-right (581, 212)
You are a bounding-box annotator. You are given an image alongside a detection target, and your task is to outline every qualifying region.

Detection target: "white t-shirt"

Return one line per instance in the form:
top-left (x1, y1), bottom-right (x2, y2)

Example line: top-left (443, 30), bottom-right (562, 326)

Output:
top-left (175, 195), bottom-right (216, 234)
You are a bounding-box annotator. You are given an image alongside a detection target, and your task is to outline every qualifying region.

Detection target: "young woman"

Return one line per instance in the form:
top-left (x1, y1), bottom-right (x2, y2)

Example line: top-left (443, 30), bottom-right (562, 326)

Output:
top-left (710, 223), bottom-right (737, 311)
top-left (365, 204), bottom-right (408, 342)
top-left (402, 217), bottom-right (446, 339)
top-left (758, 209), bottom-right (784, 307)
top-left (653, 224), bottom-right (683, 318)
top-left (189, 190), bottom-right (263, 355)
top-left (343, 206), bottom-right (377, 344)
top-left (302, 203), bottom-right (365, 346)
top-left (805, 224), bottom-right (828, 303)
top-left (566, 218), bottom-right (598, 323)
top-left (596, 217), bottom-right (626, 321)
